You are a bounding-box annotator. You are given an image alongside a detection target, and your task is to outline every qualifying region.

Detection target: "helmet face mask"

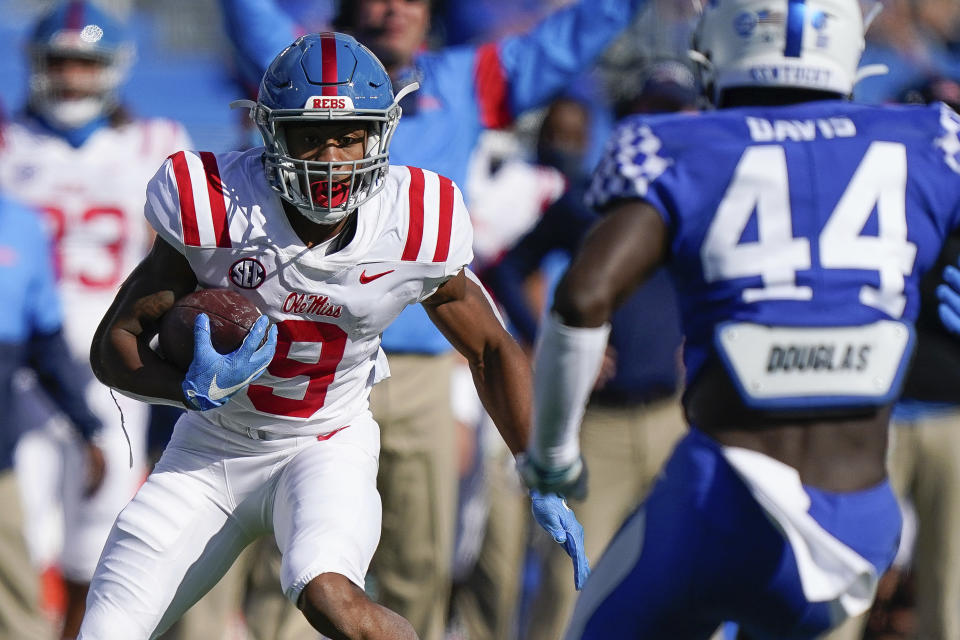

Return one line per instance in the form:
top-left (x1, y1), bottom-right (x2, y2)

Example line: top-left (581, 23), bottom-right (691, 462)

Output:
top-left (691, 0), bottom-right (869, 105)
top-left (248, 32), bottom-right (416, 226)
top-left (28, 2), bottom-right (133, 129)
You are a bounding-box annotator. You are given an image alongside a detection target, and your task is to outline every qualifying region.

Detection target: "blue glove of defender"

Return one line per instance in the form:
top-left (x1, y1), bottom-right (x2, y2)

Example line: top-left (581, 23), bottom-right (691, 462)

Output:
top-left (938, 264), bottom-right (960, 335)
top-left (530, 490), bottom-right (591, 590)
top-left (182, 314), bottom-right (277, 411)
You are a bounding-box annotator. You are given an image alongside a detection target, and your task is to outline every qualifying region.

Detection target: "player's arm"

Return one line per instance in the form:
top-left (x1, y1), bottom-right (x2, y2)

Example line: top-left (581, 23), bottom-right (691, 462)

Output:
top-left (425, 267), bottom-right (591, 589)
top-left (25, 223), bottom-right (107, 493)
top-left (525, 200), bottom-right (669, 492)
top-left (218, 0), bottom-right (299, 87)
top-left (90, 235), bottom-right (199, 408)
top-left (473, 0), bottom-right (649, 128)
top-left (486, 198), bottom-right (597, 346)
top-left (422, 269), bottom-right (530, 455)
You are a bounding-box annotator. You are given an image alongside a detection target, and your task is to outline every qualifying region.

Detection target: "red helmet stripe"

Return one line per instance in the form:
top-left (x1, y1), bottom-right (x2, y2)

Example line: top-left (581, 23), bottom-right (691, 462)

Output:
top-left (170, 151), bottom-right (200, 247)
top-left (433, 176), bottom-right (454, 262)
top-left (199, 152), bottom-right (232, 248)
top-left (402, 167), bottom-right (426, 260)
top-left (66, 0), bottom-right (85, 31)
top-left (320, 34), bottom-right (338, 96)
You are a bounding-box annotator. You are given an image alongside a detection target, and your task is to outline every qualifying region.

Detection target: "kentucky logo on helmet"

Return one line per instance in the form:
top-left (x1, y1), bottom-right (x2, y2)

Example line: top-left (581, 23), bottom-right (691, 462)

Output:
top-left (693, 0), bottom-right (870, 100)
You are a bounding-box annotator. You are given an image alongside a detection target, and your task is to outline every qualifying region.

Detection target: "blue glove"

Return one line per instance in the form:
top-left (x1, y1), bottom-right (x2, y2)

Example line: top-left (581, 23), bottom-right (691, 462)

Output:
top-left (182, 314), bottom-right (277, 411)
top-left (937, 264), bottom-right (960, 335)
top-left (530, 490), bottom-right (590, 590)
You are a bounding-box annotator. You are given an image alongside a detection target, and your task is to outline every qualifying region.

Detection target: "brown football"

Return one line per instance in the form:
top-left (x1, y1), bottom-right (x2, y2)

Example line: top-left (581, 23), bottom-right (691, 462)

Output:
top-left (158, 289), bottom-right (261, 371)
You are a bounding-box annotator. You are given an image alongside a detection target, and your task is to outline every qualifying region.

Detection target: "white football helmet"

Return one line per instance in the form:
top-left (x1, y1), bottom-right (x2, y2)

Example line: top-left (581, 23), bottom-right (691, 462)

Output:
top-left (691, 0), bottom-right (882, 102)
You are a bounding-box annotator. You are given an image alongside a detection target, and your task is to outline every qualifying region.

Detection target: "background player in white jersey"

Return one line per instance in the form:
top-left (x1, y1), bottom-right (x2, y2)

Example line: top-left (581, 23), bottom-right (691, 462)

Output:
top-left (79, 32), bottom-right (587, 640)
top-left (0, 2), bottom-right (192, 637)
top-left (521, 0), bottom-right (960, 637)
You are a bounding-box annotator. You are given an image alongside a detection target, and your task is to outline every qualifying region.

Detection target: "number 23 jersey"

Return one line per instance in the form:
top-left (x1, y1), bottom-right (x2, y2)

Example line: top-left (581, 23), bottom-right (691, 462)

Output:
top-left (587, 100), bottom-right (960, 389)
top-left (145, 147), bottom-right (473, 435)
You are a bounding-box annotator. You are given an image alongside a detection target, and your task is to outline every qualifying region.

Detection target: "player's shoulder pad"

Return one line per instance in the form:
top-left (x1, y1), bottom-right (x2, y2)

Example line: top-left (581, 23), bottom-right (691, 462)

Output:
top-left (144, 150), bottom-right (235, 253)
top-left (586, 114), bottom-right (677, 211)
top-left (388, 165), bottom-right (474, 272)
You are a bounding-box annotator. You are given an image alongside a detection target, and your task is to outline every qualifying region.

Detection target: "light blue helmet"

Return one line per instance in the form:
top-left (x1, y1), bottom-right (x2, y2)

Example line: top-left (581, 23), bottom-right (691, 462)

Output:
top-left (234, 32), bottom-right (419, 225)
top-left (28, 1), bottom-right (134, 128)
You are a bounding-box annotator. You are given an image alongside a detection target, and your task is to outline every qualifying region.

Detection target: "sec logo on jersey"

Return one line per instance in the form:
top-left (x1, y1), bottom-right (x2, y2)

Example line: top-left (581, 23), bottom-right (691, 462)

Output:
top-left (229, 257), bottom-right (266, 289)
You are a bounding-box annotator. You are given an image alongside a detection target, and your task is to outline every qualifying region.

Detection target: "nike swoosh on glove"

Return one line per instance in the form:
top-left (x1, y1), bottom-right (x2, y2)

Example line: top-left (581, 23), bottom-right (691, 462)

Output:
top-left (182, 314), bottom-right (278, 411)
top-left (530, 490), bottom-right (590, 590)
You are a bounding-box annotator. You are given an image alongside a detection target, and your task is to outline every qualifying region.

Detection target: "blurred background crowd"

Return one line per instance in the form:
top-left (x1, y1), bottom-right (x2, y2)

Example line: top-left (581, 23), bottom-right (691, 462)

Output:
top-left (2, 0), bottom-right (960, 639)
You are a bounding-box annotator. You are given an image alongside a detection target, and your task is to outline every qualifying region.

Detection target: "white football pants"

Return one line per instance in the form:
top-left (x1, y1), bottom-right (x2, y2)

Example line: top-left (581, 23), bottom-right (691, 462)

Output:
top-left (78, 410), bottom-right (381, 640)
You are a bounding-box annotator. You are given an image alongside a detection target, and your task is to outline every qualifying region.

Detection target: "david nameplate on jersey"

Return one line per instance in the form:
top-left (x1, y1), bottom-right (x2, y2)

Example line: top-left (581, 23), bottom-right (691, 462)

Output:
top-left (520, 0), bottom-right (960, 637)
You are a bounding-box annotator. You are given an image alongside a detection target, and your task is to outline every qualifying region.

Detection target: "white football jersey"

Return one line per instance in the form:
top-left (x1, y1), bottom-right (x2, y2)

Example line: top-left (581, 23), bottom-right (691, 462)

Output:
top-left (0, 116), bottom-right (193, 356)
top-left (144, 147), bottom-right (474, 436)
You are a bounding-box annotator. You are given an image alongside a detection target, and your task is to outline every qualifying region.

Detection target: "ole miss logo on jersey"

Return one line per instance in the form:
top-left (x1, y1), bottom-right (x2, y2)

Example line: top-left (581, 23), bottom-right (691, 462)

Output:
top-left (230, 257), bottom-right (266, 289)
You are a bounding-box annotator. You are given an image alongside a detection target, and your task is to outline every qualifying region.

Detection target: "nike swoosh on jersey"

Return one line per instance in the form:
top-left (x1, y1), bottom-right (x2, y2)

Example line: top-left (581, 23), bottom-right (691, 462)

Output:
top-left (359, 269), bottom-right (395, 284)
top-left (207, 363), bottom-right (270, 401)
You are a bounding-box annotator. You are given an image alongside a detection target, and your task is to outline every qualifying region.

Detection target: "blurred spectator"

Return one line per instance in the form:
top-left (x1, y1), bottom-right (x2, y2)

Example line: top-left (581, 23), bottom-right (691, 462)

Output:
top-left (614, 59), bottom-right (700, 118)
top-left (486, 70), bottom-right (693, 638)
top-left (0, 2), bottom-right (191, 637)
top-left (220, 1), bottom-right (652, 637)
top-left (898, 73), bottom-right (960, 112)
top-left (0, 193), bottom-right (104, 640)
top-left (447, 129), bottom-right (566, 640)
top-left (855, 0), bottom-right (960, 104)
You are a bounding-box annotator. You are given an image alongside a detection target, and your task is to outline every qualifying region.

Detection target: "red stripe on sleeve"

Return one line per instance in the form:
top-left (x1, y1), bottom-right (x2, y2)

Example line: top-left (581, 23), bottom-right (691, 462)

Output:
top-left (433, 176), bottom-right (454, 262)
top-left (321, 34), bottom-right (338, 96)
top-left (170, 151), bottom-right (200, 247)
top-left (402, 167), bottom-right (425, 261)
top-left (199, 152), bottom-right (232, 248)
top-left (474, 43), bottom-right (512, 130)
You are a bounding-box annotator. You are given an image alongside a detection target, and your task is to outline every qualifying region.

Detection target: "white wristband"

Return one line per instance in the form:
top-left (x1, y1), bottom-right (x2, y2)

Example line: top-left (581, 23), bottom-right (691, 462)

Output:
top-left (531, 312), bottom-right (611, 470)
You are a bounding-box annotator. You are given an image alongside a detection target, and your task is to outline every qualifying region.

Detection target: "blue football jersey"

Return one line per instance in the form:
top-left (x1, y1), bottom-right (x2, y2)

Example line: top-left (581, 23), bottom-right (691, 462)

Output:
top-left (588, 100), bottom-right (960, 394)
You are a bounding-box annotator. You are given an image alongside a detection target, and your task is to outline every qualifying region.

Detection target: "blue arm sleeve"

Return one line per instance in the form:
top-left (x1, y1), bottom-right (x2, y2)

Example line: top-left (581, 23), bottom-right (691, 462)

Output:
top-left (219, 0), bottom-right (298, 84)
top-left (28, 329), bottom-right (102, 441)
top-left (486, 193), bottom-right (598, 345)
top-left (24, 228), bottom-right (100, 440)
top-left (498, 0), bottom-right (649, 115)
top-left (25, 218), bottom-right (62, 336)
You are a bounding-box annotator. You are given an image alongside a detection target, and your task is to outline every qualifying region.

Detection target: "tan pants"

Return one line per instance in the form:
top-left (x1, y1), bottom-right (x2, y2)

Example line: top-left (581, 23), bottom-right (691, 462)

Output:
top-left (525, 395), bottom-right (687, 640)
top-left (890, 411), bottom-right (960, 640)
top-left (449, 443), bottom-right (529, 640)
top-left (242, 539), bottom-right (320, 640)
top-left (0, 470), bottom-right (51, 640)
top-left (156, 539), bottom-right (317, 640)
top-left (823, 409), bottom-right (960, 640)
top-left (369, 353), bottom-right (458, 640)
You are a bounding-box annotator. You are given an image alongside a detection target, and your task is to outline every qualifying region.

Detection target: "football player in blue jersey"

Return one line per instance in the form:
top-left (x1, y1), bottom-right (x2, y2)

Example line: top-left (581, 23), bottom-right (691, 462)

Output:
top-left (517, 0), bottom-right (960, 637)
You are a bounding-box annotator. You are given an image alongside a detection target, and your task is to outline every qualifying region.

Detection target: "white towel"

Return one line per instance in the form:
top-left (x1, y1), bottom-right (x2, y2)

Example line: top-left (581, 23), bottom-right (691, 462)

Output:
top-left (722, 446), bottom-right (878, 619)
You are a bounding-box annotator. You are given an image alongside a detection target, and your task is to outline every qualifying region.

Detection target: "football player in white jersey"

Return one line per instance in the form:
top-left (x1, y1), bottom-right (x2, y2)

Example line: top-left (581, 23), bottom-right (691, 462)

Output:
top-left (0, 2), bottom-right (191, 636)
top-left (79, 32), bottom-right (587, 639)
